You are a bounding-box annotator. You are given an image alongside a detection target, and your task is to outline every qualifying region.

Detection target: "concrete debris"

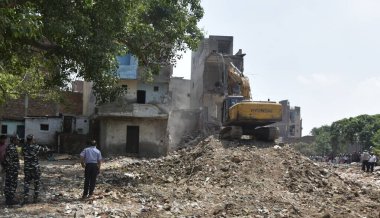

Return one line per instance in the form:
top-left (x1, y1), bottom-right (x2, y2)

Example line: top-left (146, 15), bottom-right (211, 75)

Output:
top-left (1, 135), bottom-right (379, 217)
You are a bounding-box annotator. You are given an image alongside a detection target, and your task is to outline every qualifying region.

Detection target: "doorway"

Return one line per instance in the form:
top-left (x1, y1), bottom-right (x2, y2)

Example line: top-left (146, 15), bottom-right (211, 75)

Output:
top-left (126, 126), bottom-right (139, 154)
top-left (16, 125), bottom-right (25, 140)
top-left (137, 90), bottom-right (146, 104)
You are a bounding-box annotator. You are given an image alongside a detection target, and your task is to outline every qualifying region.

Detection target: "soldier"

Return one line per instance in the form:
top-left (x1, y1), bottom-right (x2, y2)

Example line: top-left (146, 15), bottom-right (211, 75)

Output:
top-left (0, 135), bottom-right (8, 196)
top-left (3, 135), bottom-right (20, 206)
top-left (22, 134), bottom-right (49, 204)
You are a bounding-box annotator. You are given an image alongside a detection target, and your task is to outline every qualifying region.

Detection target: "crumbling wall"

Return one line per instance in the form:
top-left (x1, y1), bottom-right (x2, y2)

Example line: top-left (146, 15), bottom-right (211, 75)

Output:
top-left (169, 78), bottom-right (191, 110)
top-left (190, 39), bottom-right (208, 109)
top-left (202, 93), bottom-right (224, 126)
top-left (167, 109), bottom-right (201, 151)
top-left (203, 58), bottom-right (226, 94)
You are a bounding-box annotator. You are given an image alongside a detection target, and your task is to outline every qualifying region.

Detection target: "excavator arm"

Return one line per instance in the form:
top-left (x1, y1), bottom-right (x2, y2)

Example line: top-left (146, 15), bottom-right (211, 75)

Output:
top-left (227, 63), bottom-right (251, 99)
top-left (220, 62), bottom-right (282, 141)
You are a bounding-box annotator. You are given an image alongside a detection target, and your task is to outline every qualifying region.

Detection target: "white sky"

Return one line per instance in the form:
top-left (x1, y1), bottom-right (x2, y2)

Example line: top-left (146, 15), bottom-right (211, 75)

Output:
top-left (173, 0), bottom-right (380, 135)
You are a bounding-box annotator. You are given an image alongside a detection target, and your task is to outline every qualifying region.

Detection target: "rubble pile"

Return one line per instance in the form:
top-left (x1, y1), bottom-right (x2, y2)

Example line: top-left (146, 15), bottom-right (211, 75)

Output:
top-left (1, 135), bottom-right (379, 217)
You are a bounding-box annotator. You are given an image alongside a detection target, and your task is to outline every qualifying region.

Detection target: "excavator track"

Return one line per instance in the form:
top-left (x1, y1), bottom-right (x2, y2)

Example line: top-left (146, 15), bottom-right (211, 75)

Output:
top-left (220, 126), bottom-right (243, 140)
top-left (253, 126), bottom-right (279, 141)
top-left (220, 126), bottom-right (279, 141)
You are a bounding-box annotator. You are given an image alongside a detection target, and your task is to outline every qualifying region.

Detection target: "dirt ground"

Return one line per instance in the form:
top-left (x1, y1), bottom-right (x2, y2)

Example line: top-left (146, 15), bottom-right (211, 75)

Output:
top-left (1, 135), bottom-right (380, 217)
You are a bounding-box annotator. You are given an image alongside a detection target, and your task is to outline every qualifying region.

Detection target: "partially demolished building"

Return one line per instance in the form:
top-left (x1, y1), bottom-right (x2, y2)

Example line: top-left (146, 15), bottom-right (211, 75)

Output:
top-left (190, 35), bottom-right (302, 139)
top-left (271, 100), bottom-right (302, 139)
top-left (190, 36), bottom-right (246, 129)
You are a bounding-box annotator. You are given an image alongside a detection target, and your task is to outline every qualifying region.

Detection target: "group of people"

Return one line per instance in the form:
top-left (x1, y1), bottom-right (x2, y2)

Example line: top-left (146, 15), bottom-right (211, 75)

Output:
top-left (310, 152), bottom-right (361, 164)
top-left (0, 134), bottom-right (49, 206)
top-left (0, 134), bottom-right (102, 206)
top-left (361, 150), bottom-right (378, 173)
top-left (309, 150), bottom-right (378, 173)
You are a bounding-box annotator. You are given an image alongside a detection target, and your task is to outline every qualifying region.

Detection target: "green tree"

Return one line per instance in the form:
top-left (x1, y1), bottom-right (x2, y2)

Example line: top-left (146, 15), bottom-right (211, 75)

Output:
top-left (371, 129), bottom-right (380, 155)
top-left (311, 125), bottom-right (332, 156)
top-left (0, 0), bottom-right (203, 103)
top-left (292, 142), bottom-right (316, 156)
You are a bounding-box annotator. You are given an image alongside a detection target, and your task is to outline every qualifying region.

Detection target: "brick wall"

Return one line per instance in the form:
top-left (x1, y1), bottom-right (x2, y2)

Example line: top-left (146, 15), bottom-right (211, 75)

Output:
top-left (0, 92), bottom-right (83, 119)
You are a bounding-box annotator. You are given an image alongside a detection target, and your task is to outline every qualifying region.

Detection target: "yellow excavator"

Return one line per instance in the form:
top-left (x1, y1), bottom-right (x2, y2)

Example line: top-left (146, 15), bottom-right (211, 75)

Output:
top-left (220, 63), bottom-right (282, 141)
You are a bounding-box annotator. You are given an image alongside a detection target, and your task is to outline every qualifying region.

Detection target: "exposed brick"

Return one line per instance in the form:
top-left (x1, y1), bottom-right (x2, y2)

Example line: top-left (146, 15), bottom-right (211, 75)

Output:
top-left (0, 92), bottom-right (83, 120)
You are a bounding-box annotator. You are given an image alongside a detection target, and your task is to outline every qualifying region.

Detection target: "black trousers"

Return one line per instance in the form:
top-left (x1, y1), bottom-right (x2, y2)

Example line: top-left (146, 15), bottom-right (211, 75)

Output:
top-left (368, 162), bottom-right (375, 172)
top-left (83, 163), bottom-right (99, 197)
top-left (362, 160), bottom-right (369, 171)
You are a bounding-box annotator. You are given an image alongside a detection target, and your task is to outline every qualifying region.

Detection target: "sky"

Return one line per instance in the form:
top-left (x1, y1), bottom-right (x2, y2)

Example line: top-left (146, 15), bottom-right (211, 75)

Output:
top-left (173, 0), bottom-right (380, 136)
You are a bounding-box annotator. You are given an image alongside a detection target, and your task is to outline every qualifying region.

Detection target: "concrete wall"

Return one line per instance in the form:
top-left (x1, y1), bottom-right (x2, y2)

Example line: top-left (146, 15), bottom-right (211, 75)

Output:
top-left (25, 117), bottom-right (62, 145)
top-left (169, 78), bottom-right (191, 110)
top-left (0, 120), bottom-right (24, 137)
top-left (190, 38), bottom-right (208, 109)
top-left (137, 82), bottom-right (169, 104)
top-left (272, 100), bottom-right (302, 139)
top-left (83, 81), bottom-right (96, 116)
top-left (208, 35), bottom-right (233, 55)
top-left (99, 117), bottom-right (168, 157)
top-left (202, 93), bottom-right (224, 125)
top-left (75, 116), bottom-right (89, 135)
top-left (278, 100), bottom-right (290, 138)
top-left (290, 106), bottom-right (302, 137)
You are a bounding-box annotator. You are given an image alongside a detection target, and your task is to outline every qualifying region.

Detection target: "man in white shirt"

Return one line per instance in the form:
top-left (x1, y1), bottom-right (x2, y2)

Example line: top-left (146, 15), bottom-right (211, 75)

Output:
top-left (80, 140), bottom-right (102, 199)
top-left (368, 153), bottom-right (377, 173)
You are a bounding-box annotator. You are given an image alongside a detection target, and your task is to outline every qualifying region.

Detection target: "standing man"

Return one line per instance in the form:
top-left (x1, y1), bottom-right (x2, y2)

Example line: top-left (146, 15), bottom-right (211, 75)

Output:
top-left (3, 135), bottom-right (20, 205)
top-left (0, 135), bottom-right (8, 196)
top-left (80, 140), bottom-right (102, 199)
top-left (22, 134), bottom-right (49, 204)
top-left (361, 150), bottom-right (370, 172)
top-left (368, 153), bottom-right (377, 173)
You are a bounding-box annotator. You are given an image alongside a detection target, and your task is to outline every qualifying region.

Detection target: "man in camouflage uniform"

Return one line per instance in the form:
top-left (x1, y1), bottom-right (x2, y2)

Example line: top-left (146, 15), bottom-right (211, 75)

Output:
top-left (0, 135), bottom-right (8, 196)
top-left (22, 134), bottom-right (49, 204)
top-left (3, 135), bottom-right (20, 206)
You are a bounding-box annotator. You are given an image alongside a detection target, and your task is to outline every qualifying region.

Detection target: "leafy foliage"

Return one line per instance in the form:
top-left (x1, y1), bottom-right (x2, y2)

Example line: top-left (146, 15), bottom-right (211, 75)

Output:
top-left (0, 0), bottom-right (204, 103)
top-left (311, 114), bottom-right (380, 156)
top-left (311, 125), bottom-right (332, 156)
top-left (292, 142), bottom-right (316, 156)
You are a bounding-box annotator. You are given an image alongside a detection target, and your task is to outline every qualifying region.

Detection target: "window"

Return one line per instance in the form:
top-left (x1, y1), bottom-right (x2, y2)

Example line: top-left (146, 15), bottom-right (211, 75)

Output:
top-left (1, 125), bottom-right (7, 134)
top-left (121, 85), bottom-right (128, 94)
top-left (40, 124), bottom-right (49, 131)
top-left (154, 86), bottom-right (159, 92)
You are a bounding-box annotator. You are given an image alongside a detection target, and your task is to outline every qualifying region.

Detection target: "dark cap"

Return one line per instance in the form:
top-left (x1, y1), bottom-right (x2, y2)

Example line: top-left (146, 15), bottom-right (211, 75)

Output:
top-left (26, 134), bottom-right (34, 140)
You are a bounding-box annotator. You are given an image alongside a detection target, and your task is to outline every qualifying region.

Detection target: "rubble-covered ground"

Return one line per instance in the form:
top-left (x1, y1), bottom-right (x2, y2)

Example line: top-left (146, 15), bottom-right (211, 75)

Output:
top-left (1, 135), bottom-right (380, 217)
